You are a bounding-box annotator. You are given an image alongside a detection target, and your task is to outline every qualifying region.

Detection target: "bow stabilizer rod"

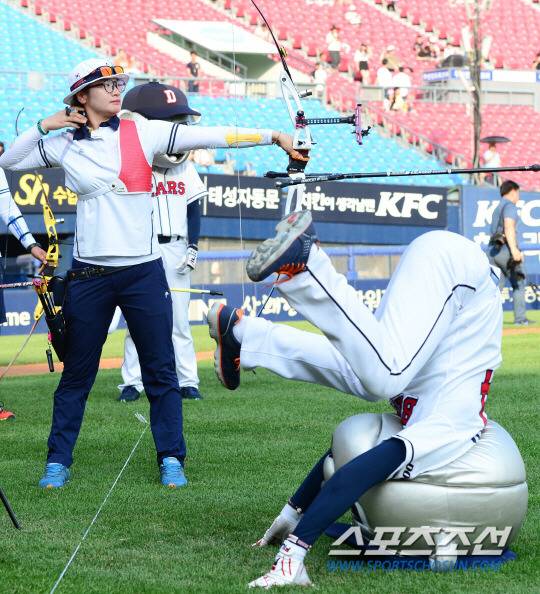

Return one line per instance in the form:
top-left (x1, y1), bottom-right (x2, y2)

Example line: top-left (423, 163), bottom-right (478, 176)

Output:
top-left (273, 164), bottom-right (540, 187)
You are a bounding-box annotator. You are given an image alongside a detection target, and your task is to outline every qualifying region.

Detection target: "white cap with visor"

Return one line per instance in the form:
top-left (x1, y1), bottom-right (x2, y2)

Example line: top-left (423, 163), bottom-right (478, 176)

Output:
top-left (63, 58), bottom-right (129, 105)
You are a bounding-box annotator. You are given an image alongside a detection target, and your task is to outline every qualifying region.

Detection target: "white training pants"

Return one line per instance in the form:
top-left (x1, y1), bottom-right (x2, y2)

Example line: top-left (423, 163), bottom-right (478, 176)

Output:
top-left (240, 230), bottom-right (503, 477)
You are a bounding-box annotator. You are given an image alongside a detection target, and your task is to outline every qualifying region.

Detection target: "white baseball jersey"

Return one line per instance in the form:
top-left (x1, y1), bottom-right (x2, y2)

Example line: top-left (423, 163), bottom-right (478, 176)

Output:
top-left (0, 168), bottom-right (37, 255)
top-left (0, 122), bottom-right (272, 266)
top-left (240, 230), bottom-right (503, 479)
top-left (152, 161), bottom-right (207, 238)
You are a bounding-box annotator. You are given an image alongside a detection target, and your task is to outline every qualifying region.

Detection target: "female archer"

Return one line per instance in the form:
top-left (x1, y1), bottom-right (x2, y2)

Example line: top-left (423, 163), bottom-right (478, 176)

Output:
top-left (0, 58), bottom-right (306, 489)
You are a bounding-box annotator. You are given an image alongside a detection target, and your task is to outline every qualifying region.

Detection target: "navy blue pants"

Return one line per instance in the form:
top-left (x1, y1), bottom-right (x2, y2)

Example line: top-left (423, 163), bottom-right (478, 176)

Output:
top-left (291, 439), bottom-right (406, 545)
top-left (47, 258), bottom-right (186, 467)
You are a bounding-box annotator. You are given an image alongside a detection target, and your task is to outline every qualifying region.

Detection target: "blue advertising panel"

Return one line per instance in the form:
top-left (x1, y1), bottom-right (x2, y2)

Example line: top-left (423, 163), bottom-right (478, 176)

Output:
top-left (3, 278), bottom-right (538, 337)
top-left (461, 185), bottom-right (540, 274)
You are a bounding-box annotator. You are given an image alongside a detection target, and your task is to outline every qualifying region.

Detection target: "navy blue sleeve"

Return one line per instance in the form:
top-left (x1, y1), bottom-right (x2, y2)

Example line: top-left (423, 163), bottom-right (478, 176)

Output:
top-left (187, 199), bottom-right (201, 247)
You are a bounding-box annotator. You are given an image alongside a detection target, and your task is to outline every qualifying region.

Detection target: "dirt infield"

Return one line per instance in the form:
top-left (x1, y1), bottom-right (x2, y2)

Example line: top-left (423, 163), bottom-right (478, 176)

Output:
top-left (2, 325), bottom-right (538, 378)
top-left (1, 351), bottom-right (214, 378)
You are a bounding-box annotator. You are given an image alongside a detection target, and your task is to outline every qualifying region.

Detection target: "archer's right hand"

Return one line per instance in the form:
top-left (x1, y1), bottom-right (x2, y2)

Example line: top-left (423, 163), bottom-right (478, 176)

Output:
top-left (41, 108), bottom-right (88, 132)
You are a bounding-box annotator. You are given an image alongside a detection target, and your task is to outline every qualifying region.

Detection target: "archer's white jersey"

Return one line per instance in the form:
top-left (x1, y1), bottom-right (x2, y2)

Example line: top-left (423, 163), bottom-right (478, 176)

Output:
top-left (152, 161), bottom-right (207, 238)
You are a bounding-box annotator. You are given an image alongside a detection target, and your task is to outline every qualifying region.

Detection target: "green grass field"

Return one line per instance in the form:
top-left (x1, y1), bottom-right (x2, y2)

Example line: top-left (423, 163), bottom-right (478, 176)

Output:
top-left (0, 314), bottom-right (538, 593)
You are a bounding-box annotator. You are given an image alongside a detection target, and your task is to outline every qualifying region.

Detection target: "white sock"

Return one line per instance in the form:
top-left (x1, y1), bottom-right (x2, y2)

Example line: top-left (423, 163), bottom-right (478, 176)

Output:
top-left (232, 315), bottom-right (247, 343)
top-left (281, 502), bottom-right (302, 524)
top-left (281, 538), bottom-right (309, 561)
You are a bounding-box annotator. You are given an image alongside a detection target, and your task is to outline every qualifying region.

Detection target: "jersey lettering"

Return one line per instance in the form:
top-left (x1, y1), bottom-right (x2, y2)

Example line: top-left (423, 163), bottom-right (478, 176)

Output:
top-left (152, 181), bottom-right (186, 197)
top-left (390, 394), bottom-right (418, 426)
top-left (479, 369), bottom-right (494, 425)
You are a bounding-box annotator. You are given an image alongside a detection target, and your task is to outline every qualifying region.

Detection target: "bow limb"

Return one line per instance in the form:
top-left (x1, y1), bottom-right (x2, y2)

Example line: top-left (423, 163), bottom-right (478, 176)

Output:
top-left (249, 0), bottom-right (312, 214)
top-left (33, 176), bottom-right (60, 320)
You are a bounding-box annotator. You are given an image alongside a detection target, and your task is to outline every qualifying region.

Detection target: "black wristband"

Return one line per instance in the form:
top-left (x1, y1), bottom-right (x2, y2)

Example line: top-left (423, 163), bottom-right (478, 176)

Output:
top-left (27, 242), bottom-right (43, 252)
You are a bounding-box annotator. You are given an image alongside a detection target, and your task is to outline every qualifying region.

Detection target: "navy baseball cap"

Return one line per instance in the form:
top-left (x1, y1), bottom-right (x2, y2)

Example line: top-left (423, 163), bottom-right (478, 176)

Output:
top-left (121, 82), bottom-right (201, 121)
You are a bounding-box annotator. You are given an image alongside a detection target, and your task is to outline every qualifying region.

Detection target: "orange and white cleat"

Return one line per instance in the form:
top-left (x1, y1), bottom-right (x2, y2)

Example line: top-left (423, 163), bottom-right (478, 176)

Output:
top-left (246, 210), bottom-right (317, 283)
top-left (208, 303), bottom-right (243, 390)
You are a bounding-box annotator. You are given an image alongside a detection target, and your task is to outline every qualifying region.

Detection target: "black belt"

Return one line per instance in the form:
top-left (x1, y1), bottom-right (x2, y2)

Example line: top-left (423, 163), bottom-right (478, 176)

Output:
top-left (67, 265), bottom-right (132, 282)
top-left (158, 235), bottom-right (182, 244)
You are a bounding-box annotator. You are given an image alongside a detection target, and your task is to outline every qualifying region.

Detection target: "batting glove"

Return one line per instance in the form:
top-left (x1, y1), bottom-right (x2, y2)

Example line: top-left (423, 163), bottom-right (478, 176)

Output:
top-left (176, 245), bottom-right (198, 274)
top-left (252, 502), bottom-right (302, 547)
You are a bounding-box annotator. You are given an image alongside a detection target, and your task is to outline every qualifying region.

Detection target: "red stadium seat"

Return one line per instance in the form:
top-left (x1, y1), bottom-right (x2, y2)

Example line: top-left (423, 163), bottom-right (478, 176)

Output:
top-left (338, 56), bottom-right (350, 73)
top-left (20, 0), bottom-right (29, 8)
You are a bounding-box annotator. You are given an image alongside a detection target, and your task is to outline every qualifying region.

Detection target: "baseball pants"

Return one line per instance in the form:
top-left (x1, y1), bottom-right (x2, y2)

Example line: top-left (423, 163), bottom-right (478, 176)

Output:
top-left (240, 230), bottom-right (503, 478)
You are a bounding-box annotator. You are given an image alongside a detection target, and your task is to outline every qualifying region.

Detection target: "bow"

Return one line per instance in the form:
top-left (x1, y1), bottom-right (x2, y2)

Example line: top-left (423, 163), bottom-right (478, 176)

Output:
top-left (31, 175), bottom-right (66, 369)
top-left (249, 0), bottom-right (369, 213)
top-left (0, 175), bottom-right (65, 381)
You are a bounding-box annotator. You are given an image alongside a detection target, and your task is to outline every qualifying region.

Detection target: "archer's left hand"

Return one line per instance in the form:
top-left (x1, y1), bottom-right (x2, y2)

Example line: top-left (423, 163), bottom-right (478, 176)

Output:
top-left (30, 245), bottom-right (48, 265)
top-left (176, 245), bottom-right (198, 274)
top-left (273, 132), bottom-right (310, 164)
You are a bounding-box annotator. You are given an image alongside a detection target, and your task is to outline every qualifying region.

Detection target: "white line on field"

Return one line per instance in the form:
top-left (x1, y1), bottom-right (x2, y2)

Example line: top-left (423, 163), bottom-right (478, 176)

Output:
top-left (49, 414), bottom-right (149, 594)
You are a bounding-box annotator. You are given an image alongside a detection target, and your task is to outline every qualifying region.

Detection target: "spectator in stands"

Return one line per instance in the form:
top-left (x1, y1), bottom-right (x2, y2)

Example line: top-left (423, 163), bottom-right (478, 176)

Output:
top-left (488, 180), bottom-right (532, 326)
top-left (428, 36), bottom-right (441, 59)
top-left (392, 66), bottom-right (411, 99)
top-left (386, 0), bottom-right (398, 11)
top-left (416, 38), bottom-right (433, 59)
top-left (389, 87), bottom-right (408, 113)
top-left (114, 48), bottom-right (133, 72)
top-left (532, 52), bottom-right (540, 70)
top-left (0, 141), bottom-right (4, 157)
top-left (311, 62), bottom-right (328, 99)
top-left (187, 51), bottom-right (201, 93)
top-left (413, 35), bottom-right (424, 55)
top-left (380, 45), bottom-right (400, 71)
top-left (481, 141), bottom-right (501, 184)
top-left (345, 4), bottom-right (362, 26)
top-left (376, 58), bottom-right (392, 90)
top-left (353, 44), bottom-right (371, 84)
top-left (326, 26), bottom-right (342, 69)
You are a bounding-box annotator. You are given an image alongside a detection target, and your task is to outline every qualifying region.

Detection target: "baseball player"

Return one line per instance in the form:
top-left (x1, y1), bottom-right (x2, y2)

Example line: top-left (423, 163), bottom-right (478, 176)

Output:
top-left (208, 210), bottom-right (503, 588)
top-left (114, 83), bottom-right (206, 402)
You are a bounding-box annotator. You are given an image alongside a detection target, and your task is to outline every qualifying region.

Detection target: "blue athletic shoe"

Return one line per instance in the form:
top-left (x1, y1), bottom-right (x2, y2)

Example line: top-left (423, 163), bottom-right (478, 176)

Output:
top-left (208, 304), bottom-right (242, 390)
top-left (39, 463), bottom-right (70, 489)
top-left (180, 387), bottom-right (203, 400)
top-left (246, 210), bottom-right (317, 282)
top-left (118, 386), bottom-right (141, 402)
top-left (160, 457), bottom-right (188, 488)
